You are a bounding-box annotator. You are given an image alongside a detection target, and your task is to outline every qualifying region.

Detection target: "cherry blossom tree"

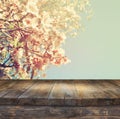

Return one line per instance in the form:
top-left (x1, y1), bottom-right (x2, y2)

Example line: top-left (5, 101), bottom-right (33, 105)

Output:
top-left (0, 0), bottom-right (92, 79)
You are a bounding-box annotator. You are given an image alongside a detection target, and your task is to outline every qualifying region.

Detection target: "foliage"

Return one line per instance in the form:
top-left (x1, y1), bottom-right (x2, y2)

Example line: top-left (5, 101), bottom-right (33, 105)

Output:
top-left (0, 0), bottom-right (91, 79)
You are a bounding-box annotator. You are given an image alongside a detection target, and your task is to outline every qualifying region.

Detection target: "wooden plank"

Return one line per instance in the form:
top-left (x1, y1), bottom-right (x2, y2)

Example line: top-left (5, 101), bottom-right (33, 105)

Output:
top-left (0, 81), bottom-right (9, 86)
top-left (18, 81), bottom-right (55, 105)
top-left (0, 80), bottom-right (119, 106)
top-left (87, 80), bottom-right (118, 98)
top-left (75, 80), bottom-right (106, 98)
top-left (74, 80), bottom-right (120, 106)
top-left (0, 81), bottom-right (17, 97)
top-left (3, 81), bottom-right (34, 98)
top-left (97, 80), bottom-right (120, 98)
top-left (0, 81), bottom-right (35, 105)
top-left (110, 80), bottom-right (120, 87)
top-left (48, 81), bottom-right (78, 106)
top-left (87, 80), bottom-right (120, 106)
top-left (0, 106), bottom-right (120, 119)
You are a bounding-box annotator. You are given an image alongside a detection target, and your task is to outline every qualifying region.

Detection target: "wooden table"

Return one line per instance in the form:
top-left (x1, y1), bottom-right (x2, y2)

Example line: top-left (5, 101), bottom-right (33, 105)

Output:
top-left (0, 80), bottom-right (120, 119)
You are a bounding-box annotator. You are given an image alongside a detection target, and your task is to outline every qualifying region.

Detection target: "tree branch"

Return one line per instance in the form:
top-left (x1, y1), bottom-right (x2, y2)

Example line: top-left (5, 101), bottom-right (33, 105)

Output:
top-left (2, 55), bottom-right (11, 65)
top-left (30, 69), bottom-right (34, 80)
top-left (0, 64), bottom-right (13, 68)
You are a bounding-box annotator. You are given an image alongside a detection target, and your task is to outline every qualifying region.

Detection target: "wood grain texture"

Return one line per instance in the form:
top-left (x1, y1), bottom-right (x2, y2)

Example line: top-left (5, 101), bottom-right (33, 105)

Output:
top-left (3, 81), bottom-right (34, 98)
top-left (48, 81), bottom-right (78, 106)
top-left (0, 106), bottom-right (120, 119)
top-left (74, 80), bottom-right (120, 106)
top-left (0, 81), bottom-right (34, 105)
top-left (0, 81), bottom-right (8, 86)
top-left (0, 80), bottom-right (120, 119)
top-left (0, 80), bottom-right (119, 106)
top-left (0, 81), bottom-right (17, 97)
top-left (18, 81), bottom-right (55, 105)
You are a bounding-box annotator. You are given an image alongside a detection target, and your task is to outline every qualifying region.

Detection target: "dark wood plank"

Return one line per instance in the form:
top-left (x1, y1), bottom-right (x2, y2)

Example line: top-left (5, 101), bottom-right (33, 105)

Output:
top-left (113, 80), bottom-right (120, 84)
top-left (0, 106), bottom-right (120, 119)
top-left (0, 81), bottom-right (9, 86)
top-left (48, 81), bottom-right (78, 106)
top-left (110, 80), bottom-right (120, 87)
top-left (18, 81), bottom-right (55, 105)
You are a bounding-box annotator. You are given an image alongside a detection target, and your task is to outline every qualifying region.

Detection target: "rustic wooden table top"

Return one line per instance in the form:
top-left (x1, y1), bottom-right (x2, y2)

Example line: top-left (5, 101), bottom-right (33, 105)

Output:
top-left (0, 80), bottom-right (120, 106)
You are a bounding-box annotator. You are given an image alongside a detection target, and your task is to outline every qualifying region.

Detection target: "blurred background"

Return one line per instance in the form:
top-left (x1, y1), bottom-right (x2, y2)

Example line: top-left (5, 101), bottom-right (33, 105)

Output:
top-left (45, 0), bottom-right (120, 79)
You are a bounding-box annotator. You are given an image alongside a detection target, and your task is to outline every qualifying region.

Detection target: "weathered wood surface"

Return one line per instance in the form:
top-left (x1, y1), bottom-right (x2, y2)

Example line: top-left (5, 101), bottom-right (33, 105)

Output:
top-left (0, 106), bottom-right (120, 119)
top-left (0, 80), bottom-right (120, 119)
top-left (0, 80), bottom-right (119, 106)
top-left (18, 81), bottom-right (55, 105)
top-left (48, 81), bottom-right (78, 106)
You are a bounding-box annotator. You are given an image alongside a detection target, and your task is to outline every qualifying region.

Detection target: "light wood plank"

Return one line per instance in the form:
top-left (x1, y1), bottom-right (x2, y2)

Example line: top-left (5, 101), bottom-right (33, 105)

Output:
top-left (48, 81), bottom-right (78, 106)
top-left (18, 81), bottom-right (55, 105)
top-left (75, 81), bottom-right (118, 99)
top-left (75, 81), bottom-right (104, 98)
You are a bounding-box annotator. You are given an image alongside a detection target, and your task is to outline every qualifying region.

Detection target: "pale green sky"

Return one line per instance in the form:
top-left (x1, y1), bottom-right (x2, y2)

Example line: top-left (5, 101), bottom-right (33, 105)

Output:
top-left (45, 0), bottom-right (120, 79)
